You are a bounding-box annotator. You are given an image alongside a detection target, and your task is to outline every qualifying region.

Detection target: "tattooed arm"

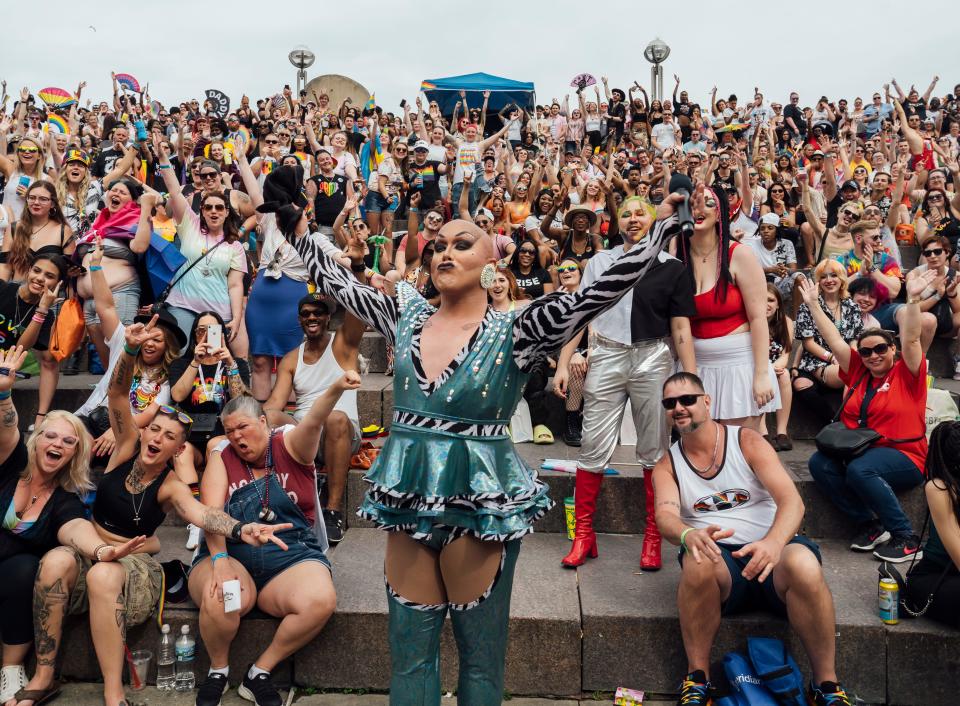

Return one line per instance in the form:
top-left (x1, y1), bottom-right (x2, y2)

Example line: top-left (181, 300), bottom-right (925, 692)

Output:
top-left (0, 346), bottom-right (28, 463)
top-left (162, 473), bottom-right (294, 548)
top-left (105, 326), bottom-right (143, 469)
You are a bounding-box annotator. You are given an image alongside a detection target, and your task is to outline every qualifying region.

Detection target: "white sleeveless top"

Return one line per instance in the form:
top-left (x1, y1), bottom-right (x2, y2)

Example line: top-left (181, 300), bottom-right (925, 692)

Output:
top-left (669, 425), bottom-right (777, 545)
top-left (293, 334), bottom-right (358, 424)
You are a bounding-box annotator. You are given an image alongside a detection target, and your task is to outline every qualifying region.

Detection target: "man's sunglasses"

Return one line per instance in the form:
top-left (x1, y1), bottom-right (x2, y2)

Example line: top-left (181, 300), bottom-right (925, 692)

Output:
top-left (661, 393), bottom-right (705, 410)
top-left (859, 342), bottom-right (891, 358)
top-left (158, 405), bottom-right (194, 428)
top-left (299, 309), bottom-right (328, 319)
top-left (264, 139), bottom-right (279, 145)
top-left (923, 248), bottom-right (945, 257)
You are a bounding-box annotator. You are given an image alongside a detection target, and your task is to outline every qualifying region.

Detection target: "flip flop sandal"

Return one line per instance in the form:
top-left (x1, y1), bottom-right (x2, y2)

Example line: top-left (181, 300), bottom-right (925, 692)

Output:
top-left (12, 682), bottom-right (61, 706)
top-left (533, 424), bottom-right (555, 445)
top-left (351, 451), bottom-right (373, 470)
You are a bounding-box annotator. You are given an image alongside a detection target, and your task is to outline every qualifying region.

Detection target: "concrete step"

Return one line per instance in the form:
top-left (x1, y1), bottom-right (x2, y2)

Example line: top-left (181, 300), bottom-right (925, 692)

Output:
top-left (54, 527), bottom-right (958, 705)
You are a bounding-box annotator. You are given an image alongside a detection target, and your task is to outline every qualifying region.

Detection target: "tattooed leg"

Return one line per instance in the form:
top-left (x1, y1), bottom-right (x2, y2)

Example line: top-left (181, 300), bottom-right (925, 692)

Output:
top-left (25, 548), bottom-right (81, 695)
top-left (86, 563), bottom-right (128, 706)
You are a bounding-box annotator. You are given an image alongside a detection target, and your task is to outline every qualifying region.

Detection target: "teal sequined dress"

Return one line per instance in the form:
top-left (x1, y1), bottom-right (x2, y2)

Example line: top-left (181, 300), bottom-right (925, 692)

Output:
top-left (357, 283), bottom-right (551, 541)
top-left (291, 215), bottom-right (677, 544)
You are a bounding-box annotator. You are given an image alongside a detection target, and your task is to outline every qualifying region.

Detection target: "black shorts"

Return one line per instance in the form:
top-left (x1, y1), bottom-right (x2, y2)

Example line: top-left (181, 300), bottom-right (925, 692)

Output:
top-left (680, 535), bottom-right (822, 616)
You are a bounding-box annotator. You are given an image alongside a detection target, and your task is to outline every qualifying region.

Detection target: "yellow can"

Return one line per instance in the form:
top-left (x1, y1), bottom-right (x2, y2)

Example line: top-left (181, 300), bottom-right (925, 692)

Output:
top-left (563, 496), bottom-right (576, 541)
top-left (879, 577), bottom-right (899, 624)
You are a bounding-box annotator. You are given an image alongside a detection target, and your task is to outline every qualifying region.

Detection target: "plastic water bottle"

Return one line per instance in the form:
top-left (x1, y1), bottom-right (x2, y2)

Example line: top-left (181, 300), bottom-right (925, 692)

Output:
top-left (174, 625), bottom-right (196, 691)
top-left (156, 624), bottom-right (176, 691)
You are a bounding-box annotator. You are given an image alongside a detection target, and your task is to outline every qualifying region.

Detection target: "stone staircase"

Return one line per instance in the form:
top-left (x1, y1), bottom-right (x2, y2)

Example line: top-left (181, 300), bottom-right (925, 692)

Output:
top-left (10, 329), bottom-right (960, 705)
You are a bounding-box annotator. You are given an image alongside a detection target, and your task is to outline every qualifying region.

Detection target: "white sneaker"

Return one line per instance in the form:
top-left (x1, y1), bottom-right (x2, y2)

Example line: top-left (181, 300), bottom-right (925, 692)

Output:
top-left (0, 665), bottom-right (27, 703)
top-left (185, 523), bottom-right (202, 550)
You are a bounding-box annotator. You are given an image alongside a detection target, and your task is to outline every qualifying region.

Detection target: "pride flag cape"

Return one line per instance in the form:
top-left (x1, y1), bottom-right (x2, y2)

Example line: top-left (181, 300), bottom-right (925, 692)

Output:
top-left (359, 138), bottom-right (384, 184)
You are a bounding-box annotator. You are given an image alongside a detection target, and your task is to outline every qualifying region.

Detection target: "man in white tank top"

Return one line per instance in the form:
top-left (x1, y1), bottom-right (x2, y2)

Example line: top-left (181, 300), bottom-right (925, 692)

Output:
top-left (264, 293), bottom-right (364, 544)
top-left (651, 372), bottom-right (854, 706)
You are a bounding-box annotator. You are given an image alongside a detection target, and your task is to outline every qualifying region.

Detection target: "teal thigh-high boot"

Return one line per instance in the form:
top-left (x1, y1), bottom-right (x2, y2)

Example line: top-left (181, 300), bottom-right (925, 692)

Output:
top-left (448, 540), bottom-right (522, 706)
top-left (387, 584), bottom-right (448, 706)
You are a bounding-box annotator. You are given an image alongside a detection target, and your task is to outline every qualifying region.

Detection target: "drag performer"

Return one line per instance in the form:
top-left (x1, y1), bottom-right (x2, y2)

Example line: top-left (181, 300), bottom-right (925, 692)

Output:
top-left (288, 195), bottom-right (682, 705)
top-left (556, 196), bottom-right (697, 571)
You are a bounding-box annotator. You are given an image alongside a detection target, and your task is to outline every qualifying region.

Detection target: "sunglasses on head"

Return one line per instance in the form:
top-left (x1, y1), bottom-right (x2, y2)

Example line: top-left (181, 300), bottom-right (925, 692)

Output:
top-left (661, 393), bottom-right (705, 410)
top-left (202, 203), bottom-right (227, 212)
top-left (859, 342), bottom-right (891, 358)
top-left (924, 248), bottom-right (945, 257)
top-left (556, 264), bottom-right (579, 273)
top-left (158, 404), bottom-right (193, 428)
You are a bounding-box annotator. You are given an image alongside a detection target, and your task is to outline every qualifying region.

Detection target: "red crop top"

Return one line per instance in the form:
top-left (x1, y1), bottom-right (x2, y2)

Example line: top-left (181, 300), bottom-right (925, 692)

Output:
top-left (690, 243), bottom-right (749, 339)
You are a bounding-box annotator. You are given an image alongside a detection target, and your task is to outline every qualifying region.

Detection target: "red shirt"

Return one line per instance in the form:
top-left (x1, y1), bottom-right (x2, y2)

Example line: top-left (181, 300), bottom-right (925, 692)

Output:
top-left (691, 243), bottom-right (749, 339)
top-left (839, 351), bottom-right (928, 473)
top-left (220, 427), bottom-right (318, 524)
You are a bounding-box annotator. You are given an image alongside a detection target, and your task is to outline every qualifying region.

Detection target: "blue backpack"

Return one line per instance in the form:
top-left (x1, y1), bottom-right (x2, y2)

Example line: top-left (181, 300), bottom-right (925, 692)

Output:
top-left (718, 637), bottom-right (806, 706)
top-left (720, 651), bottom-right (779, 706)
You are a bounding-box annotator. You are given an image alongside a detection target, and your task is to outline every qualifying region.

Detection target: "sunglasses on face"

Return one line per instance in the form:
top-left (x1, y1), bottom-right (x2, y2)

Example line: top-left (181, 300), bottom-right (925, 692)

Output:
top-left (771, 188), bottom-right (785, 193)
top-left (298, 309), bottom-right (327, 319)
top-left (158, 404), bottom-right (194, 428)
top-left (199, 171), bottom-right (219, 180)
top-left (18, 147), bottom-right (39, 154)
top-left (929, 194), bottom-right (944, 202)
top-left (556, 265), bottom-right (579, 273)
top-left (202, 203), bottom-right (227, 212)
top-left (264, 139), bottom-right (279, 145)
top-left (924, 248), bottom-right (945, 257)
top-left (859, 342), bottom-right (891, 358)
top-left (841, 211), bottom-right (860, 220)
top-left (519, 248), bottom-right (536, 255)
top-left (661, 393), bottom-right (705, 410)
top-left (42, 430), bottom-right (79, 448)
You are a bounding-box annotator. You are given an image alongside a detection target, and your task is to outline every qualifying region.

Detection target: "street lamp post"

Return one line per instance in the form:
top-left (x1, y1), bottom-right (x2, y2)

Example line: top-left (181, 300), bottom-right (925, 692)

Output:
top-left (643, 38), bottom-right (671, 101)
top-left (288, 45), bottom-right (316, 96)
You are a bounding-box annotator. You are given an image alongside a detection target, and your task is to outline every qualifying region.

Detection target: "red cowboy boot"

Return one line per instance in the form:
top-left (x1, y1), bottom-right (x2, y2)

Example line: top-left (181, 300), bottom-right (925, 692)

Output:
top-left (561, 469), bottom-right (604, 568)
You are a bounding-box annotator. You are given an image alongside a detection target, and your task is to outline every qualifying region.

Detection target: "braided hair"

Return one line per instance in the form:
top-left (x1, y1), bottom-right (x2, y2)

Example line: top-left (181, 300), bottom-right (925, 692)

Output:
top-left (675, 187), bottom-right (734, 302)
top-left (927, 422), bottom-right (960, 522)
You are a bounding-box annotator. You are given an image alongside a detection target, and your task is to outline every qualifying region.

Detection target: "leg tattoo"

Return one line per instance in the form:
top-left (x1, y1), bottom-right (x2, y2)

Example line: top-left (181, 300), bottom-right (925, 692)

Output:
top-left (33, 577), bottom-right (68, 666)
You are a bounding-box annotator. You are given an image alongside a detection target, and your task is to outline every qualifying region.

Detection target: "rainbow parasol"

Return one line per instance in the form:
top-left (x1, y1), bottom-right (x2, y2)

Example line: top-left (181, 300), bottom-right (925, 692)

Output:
top-left (115, 73), bottom-right (141, 93)
top-left (45, 115), bottom-right (70, 134)
top-left (37, 87), bottom-right (76, 108)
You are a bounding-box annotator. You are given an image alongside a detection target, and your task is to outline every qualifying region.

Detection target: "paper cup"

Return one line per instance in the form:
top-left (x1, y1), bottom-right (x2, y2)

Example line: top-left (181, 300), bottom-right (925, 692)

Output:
top-left (564, 496), bottom-right (576, 540)
top-left (129, 650), bottom-right (152, 691)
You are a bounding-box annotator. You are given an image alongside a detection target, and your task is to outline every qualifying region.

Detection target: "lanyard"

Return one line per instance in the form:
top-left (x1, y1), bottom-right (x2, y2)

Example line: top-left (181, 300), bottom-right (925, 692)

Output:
top-left (199, 362), bottom-right (223, 404)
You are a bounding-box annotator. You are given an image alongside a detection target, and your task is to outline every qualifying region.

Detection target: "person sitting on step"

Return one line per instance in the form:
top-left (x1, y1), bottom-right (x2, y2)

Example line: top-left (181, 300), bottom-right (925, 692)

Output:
top-left (652, 372), bottom-right (853, 706)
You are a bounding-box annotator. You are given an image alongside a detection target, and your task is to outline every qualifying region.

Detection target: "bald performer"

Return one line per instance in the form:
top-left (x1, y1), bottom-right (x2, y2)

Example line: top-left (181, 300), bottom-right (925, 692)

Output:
top-left (288, 209), bottom-right (682, 705)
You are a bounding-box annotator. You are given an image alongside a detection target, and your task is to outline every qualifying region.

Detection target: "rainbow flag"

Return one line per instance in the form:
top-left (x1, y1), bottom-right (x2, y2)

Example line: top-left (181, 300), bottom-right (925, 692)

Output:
top-left (420, 81), bottom-right (436, 91)
top-left (45, 115), bottom-right (69, 135)
top-left (364, 94), bottom-right (376, 111)
top-left (359, 138), bottom-right (384, 184)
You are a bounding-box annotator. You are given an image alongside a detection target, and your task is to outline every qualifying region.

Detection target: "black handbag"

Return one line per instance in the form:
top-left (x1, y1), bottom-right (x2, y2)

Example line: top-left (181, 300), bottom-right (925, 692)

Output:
top-left (814, 369), bottom-right (923, 461)
top-left (878, 512), bottom-right (952, 618)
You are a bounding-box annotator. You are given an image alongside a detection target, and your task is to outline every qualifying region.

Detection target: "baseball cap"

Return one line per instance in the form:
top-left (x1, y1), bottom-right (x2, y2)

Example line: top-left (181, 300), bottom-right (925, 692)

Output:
top-left (760, 212), bottom-right (780, 227)
top-left (413, 140), bottom-right (430, 152)
top-left (298, 292), bottom-right (334, 315)
top-left (840, 179), bottom-right (859, 191)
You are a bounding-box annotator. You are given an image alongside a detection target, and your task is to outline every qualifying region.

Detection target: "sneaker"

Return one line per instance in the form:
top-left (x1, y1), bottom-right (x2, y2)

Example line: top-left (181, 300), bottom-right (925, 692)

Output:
top-left (849, 521), bottom-right (891, 552)
top-left (196, 672), bottom-right (229, 706)
top-left (873, 534), bottom-right (923, 563)
top-left (323, 508), bottom-right (344, 545)
top-left (774, 433), bottom-right (793, 451)
top-left (0, 665), bottom-right (27, 703)
top-left (185, 523), bottom-right (202, 550)
top-left (809, 680), bottom-right (854, 705)
top-left (676, 670), bottom-right (712, 705)
top-left (238, 668), bottom-right (282, 706)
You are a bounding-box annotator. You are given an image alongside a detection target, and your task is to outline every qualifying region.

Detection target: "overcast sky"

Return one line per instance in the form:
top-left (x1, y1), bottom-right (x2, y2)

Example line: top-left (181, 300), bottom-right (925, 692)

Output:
top-left (2, 0), bottom-right (957, 113)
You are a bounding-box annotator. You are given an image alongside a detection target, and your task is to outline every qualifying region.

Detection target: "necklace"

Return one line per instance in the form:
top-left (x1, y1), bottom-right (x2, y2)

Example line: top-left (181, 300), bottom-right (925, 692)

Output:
top-left (681, 422), bottom-right (722, 476)
top-left (127, 461), bottom-right (156, 526)
top-left (244, 432), bottom-right (277, 522)
top-left (30, 221), bottom-right (49, 237)
top-left (691, 243), bottom-right (718, 263)
top-left (12, 294), bottom-right (36, 332)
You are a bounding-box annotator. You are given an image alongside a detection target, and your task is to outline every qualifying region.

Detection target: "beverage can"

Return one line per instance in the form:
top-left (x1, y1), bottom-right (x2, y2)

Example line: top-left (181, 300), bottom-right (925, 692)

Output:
top-left (879, 577), bottom-right (899, 624)
top-left (563, 497), bottom-right (576, 541)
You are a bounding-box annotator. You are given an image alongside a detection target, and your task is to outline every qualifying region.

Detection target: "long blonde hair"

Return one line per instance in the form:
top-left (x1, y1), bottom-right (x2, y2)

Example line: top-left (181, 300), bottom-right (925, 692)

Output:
top-left (23, 411), bottom-right (94, 494)
top-left (16, 137), bottom-right (46, 181)
top-left (55, 163), bottom-right (92, 213)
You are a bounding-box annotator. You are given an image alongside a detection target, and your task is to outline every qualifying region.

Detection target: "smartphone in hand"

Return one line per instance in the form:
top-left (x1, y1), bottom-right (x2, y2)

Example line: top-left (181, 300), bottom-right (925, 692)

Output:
top-left (207, 324), bottom-right (223, 351)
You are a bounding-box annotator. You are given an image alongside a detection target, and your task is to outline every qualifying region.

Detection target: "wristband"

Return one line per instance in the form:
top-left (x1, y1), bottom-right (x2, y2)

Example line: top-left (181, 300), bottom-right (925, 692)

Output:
top-left (0, 391), bottom-right (11, 401)
top-left (157, 163), bottom-right (172, 170)
top-left (93, 543), bottom-right (110, 563)
top-left (123, 343), bottom-right (141, 356)
top-left (89, 265), bottom-right (103, 272)
top-left (907, 297), bottom-right (922, 305)
top-left (211, 551), bottom-right (229, 564)
top-left (32, 313), bottom-right (47, 324)
top-left (227, 367), bottom-right (240, 377)
top-left (350, 261), bottom-right (366, 272)
top-left (680, 527), bottom-right (694, 550)
top-left (231, 522), bottom-right (244, 541)
top-left (35, 307), bottom-right (49, 315)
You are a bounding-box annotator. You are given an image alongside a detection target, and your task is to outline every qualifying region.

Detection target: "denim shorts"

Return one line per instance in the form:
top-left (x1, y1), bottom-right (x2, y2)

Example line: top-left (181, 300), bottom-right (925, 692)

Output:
top-left (679, 535), bottom-right (822, 616)
top-left (873, 302), bottom-right (904, 332)
top-left (364, 191), bottom-right (398, 214)
top-left (192, 528), bottom-right (331, 591)
top-left (83, 280), bottom-right (141, 326)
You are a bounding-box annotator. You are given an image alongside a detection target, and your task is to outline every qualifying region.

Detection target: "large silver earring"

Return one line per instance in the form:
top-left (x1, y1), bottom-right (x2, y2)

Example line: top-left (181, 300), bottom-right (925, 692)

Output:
top-left (480, 263), bottom-right (496, 289)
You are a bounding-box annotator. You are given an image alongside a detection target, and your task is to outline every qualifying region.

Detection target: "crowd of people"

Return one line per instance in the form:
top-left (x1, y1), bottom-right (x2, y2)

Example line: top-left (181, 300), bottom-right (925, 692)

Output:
top-left (1, 71), bottom-right (960, 706)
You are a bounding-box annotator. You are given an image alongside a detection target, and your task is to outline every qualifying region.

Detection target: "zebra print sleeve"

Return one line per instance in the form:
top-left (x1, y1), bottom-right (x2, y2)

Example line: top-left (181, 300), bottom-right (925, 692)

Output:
top-left (512, 215), bottom-right (679, 370)
top-left (294, 233), bottom-right (399, 343)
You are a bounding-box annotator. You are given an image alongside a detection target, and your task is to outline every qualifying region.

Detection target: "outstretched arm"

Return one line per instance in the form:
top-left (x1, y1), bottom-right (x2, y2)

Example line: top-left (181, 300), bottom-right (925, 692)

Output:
top-left (512, 199), bottom-right (682, 370)
top-left (292, 233), bottom-right (399, 343)
top-left (285, 371), bottom-right (361, 464)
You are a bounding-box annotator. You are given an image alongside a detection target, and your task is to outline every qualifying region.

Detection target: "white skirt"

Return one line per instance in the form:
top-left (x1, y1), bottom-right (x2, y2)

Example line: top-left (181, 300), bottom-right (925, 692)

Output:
top-left (694, 332), bottom-right (781, 419)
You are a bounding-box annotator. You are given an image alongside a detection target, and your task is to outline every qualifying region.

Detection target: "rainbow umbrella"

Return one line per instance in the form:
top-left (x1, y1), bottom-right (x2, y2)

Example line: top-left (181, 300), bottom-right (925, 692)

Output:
top-left (37, 86), bottom-right (76, 108)
top-left (115, 73), bottom-right (141, 93)
top-left (45, 115), bottom-right (70, 134)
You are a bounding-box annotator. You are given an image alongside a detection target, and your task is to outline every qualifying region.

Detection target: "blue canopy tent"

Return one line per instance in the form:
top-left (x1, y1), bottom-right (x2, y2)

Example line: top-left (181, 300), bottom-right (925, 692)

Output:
top-left (420, 72), bottom-right (536, 116)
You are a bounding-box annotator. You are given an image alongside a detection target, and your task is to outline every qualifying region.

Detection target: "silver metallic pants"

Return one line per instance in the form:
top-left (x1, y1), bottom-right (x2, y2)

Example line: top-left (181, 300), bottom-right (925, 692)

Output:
top-left (578, 336), bottom-right (675, 473)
